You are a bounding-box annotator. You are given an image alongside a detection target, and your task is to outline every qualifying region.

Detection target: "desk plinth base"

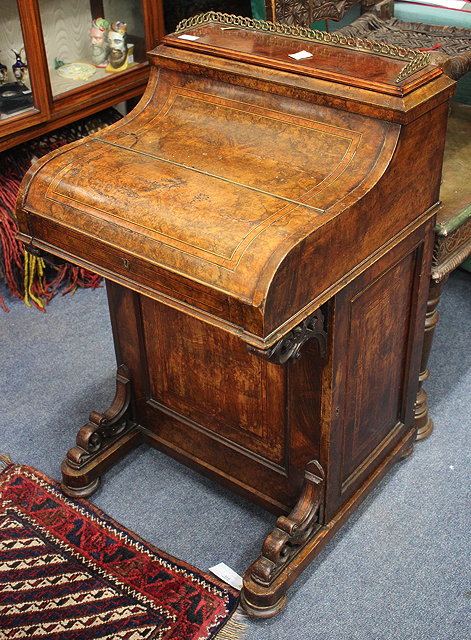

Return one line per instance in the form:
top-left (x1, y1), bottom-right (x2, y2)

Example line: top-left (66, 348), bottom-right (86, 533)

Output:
top-left (60, 369), bottom-right (416, 618)
top-left (59, 221), bottom-right (432, 617)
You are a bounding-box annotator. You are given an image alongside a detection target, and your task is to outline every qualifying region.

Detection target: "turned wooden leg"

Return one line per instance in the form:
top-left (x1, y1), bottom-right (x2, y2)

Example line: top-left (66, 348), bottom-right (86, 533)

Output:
top-left (241, 460), bottom-right (325, 618)
top-left (61, 364), bottom-right (142, 497)
top-left (414, 276), bottom-right (446, 441)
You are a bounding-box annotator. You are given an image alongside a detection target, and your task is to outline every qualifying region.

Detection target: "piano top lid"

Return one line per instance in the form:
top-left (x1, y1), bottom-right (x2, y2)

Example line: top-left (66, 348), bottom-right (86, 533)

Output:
top-left (161, 12), bottom-right (440, 98)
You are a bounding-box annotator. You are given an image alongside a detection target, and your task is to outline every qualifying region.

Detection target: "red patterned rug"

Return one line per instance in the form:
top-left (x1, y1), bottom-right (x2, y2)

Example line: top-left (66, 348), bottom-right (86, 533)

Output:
top-left (0, 456), bottom-right (242, 640)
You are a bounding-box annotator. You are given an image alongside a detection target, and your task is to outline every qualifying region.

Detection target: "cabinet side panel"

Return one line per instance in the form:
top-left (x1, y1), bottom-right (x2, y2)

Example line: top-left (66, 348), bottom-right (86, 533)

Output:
top-left (287, 339), bottom-right (323, 482)
top-left (105, 284), bottom-right (298, 512)
top-left (340, 252), bottom-right (415, 486)
top-left (140, 298), bottom-right (286, 465)
top-left (325, 223), bottom-right (432, 518)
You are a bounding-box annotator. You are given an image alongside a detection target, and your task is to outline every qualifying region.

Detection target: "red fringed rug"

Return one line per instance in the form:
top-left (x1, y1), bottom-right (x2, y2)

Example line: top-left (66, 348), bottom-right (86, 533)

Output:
top-left (0, 456), bottom-right (243, 640)
top-left (0, 109), bottom-right (121, 312)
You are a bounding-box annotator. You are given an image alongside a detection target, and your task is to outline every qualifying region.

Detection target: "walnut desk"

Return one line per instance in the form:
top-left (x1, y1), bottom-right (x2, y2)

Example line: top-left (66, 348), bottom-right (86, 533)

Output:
top-left (16, 13), bottom-right (455, 618)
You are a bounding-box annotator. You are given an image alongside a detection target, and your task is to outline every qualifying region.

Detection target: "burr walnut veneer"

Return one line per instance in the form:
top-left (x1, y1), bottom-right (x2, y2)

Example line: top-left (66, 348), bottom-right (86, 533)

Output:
top-left (16, 14), bottom-right (455, 618)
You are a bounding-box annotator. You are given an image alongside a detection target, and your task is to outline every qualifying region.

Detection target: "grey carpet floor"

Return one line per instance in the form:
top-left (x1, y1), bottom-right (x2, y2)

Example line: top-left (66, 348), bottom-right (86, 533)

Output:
top-left (0, 269), bottom-right (469, 640)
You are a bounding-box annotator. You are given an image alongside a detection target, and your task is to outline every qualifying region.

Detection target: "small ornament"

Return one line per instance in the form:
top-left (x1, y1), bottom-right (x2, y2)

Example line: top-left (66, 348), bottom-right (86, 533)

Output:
top-left (106, 21), bottom-right (129, 72)
top-left (11, 48), bottom-right (27, 83)
top-left (0, 60), bottom-right (7, 84)
top-left (89, 17), bottom-right (110, 67)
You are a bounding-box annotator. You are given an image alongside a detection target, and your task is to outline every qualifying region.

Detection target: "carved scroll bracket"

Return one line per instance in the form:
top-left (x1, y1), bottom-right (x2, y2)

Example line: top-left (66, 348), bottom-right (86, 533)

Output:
top-left (248, 308), bottom-right (327, 365)
top-left (246, 459), bottom-right (325, 587)
top-left (65, 364), bottom-right (136, 470)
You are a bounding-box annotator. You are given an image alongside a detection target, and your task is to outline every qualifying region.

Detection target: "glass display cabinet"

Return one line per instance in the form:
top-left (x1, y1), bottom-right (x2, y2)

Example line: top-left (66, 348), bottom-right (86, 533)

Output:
top-left (0, 0), bottom-right (164, 152)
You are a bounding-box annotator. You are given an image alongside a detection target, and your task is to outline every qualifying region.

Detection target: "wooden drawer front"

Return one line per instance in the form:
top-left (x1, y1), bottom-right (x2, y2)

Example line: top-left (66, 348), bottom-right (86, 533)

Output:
top-left (27, 212), bottom-right (232, 318)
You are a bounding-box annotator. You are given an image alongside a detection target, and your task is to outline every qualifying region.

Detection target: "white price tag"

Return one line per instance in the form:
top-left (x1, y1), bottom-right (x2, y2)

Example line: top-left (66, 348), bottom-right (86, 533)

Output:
top-left (289, 50), bottom-right (313, 61)
top-left (178, 34), bottom-right (200, 41)
top-left (209, 562), bottom-right (243, 590)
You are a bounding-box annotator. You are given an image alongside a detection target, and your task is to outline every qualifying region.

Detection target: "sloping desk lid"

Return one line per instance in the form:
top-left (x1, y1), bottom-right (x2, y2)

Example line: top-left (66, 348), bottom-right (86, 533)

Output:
top-left (17, 14), bottom-right (452, 347)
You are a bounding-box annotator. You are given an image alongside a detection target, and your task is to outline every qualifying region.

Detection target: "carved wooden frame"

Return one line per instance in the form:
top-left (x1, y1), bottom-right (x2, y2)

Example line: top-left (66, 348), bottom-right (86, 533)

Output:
top-left (265, 0), bottom-right (360, 24)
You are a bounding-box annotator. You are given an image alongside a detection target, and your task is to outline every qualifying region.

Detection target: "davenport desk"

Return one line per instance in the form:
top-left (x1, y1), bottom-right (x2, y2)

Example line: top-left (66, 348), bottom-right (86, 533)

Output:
top-left (16, 13), bottom-right (455, 617)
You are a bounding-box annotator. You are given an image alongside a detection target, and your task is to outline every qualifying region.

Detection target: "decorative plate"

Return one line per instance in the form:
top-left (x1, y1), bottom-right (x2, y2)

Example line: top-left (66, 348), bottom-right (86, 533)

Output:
top-left (56, 63), bottom-right (97, 81)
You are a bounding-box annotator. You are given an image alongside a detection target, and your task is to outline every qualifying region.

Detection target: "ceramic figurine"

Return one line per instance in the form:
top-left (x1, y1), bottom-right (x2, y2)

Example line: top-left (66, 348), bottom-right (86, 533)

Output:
top-left (11, 49), bottom-right (27, 83)
top-left (0, 60), bottom-right (7, 84)
top-left (89, 17), bottom-right (110, 67)
top-left (106, 21), bottom-right (129, 72)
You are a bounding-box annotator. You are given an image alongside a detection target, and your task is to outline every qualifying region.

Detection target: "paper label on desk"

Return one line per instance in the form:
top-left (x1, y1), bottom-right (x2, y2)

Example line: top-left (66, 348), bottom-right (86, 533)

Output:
top-left (178, 34), bottom-right (200, 41)
top-left (289, 50), bottom-right (313, 60)
top-left (209, 562), bottom-right (243, 590)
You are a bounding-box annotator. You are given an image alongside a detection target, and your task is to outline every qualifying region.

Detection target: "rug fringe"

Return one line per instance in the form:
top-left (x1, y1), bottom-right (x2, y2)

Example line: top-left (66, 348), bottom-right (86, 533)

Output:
top-left (0, 454), bottom-right (12, 471)
top-left (0, 107), bottom-right (121, 311)
top-left (214, 607), bottom-right (248, 640)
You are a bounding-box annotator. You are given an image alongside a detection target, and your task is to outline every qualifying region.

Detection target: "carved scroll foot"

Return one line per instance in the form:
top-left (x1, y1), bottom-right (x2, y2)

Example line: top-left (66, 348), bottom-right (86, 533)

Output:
top-left (62, 478), bottom-right (101, 499)
top-left (61, 365), bottom-right (142, 497)
top-left (241, 460), bottom-right (325, 618)
top-left (239, 592), bottom-right (287, 619)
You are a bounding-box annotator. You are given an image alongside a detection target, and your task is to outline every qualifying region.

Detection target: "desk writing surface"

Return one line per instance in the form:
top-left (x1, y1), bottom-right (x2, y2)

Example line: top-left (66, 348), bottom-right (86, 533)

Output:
top-left (19, 69), bottom-right (397, 333)
top-left (17, 13), bottom-right (453, 343)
